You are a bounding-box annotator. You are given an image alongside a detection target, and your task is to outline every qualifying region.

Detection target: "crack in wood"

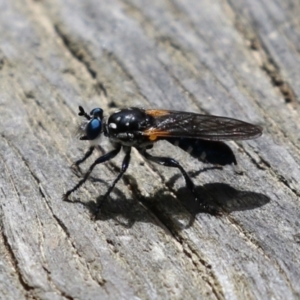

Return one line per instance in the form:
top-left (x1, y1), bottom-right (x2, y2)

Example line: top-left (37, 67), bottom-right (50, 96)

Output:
top-left (44, 199), bottom-right (108, 289)
top-left (0, 227), bottom-right (35, 294)
top-left (225, 1), bottom-right (297, 106)
top-left (180, 241), bottom-right (225, 300)
top-left (0, 142), bottom-right (25, 210)
top-left (244, 146), bottom-right (300, 198)
top-left (227, 215), bottom-right (298, 294)
top-left (53, 25), bottom-right (107, 97)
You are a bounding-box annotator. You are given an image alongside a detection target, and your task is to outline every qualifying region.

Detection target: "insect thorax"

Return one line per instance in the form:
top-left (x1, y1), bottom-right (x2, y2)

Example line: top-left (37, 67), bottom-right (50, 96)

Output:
top-left (104, 108), bottom-right (155, 147)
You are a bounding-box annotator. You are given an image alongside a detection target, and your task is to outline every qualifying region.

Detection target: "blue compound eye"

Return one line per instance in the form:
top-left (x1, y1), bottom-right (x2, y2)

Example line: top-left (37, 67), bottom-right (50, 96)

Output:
top-left (86, 118), bottom-right (102, 140)
top-left (90, 108), bottom-right (103, 118)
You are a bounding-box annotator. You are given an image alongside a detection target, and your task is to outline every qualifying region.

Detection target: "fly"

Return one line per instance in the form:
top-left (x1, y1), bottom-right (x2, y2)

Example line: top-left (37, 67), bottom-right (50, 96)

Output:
top-left (63, 106), bottom-right (262, 216)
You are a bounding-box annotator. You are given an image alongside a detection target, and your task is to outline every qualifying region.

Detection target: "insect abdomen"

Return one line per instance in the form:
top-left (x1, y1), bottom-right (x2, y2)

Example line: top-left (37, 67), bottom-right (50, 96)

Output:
top-left (166, 137), bottom-right (237, 165)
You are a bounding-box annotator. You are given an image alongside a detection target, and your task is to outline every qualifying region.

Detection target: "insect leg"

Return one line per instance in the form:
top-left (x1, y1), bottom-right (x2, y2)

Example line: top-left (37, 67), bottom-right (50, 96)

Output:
top-left (73, 146), bottom-right (95, 169)
top-left (139, 149), bottom-right (217, 214)
top-left (63, 145), bottom-right (121, 200)
top-left (95, 147), bottom-right (132, 215)
top-left (140, 149), bottom-right (195, 191)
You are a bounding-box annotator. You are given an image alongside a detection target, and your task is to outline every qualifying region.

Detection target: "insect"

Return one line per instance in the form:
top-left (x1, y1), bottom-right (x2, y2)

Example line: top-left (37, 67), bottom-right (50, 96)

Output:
top-left (63, 106), bottom-right (262, 216)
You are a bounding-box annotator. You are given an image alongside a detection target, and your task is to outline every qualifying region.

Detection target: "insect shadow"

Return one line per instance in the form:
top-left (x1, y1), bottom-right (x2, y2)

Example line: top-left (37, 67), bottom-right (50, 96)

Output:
top-left (65, 174), bottom-right (270, 230)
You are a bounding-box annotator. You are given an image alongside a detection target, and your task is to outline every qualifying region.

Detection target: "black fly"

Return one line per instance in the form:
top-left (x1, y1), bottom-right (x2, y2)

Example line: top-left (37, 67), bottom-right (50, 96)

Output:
top-left (63, 106), bottom-right (262, 216)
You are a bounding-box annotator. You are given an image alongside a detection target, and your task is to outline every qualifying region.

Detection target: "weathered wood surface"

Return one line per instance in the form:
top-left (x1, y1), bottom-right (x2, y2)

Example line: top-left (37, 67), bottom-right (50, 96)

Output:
top-left (0, 0), bottom-right (300, 299)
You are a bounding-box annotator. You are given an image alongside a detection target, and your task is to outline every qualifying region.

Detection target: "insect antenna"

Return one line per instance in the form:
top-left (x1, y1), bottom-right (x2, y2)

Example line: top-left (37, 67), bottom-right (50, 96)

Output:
top-left (78, 106), bottom-right (91, 120)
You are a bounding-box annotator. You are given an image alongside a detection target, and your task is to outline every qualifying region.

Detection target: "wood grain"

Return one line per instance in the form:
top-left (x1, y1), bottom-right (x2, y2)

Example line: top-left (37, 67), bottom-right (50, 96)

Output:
top-left (0, 0), bottom-right (300, 299)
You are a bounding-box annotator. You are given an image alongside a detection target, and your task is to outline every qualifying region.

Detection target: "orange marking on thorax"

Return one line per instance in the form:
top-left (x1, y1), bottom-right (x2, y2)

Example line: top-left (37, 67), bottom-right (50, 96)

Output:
top-left (143, 128), bottom-right (171, 140)
top-left (149, 134), bottom-right (158, 141)
top-left (146, 109), bottom-right (170, 117)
